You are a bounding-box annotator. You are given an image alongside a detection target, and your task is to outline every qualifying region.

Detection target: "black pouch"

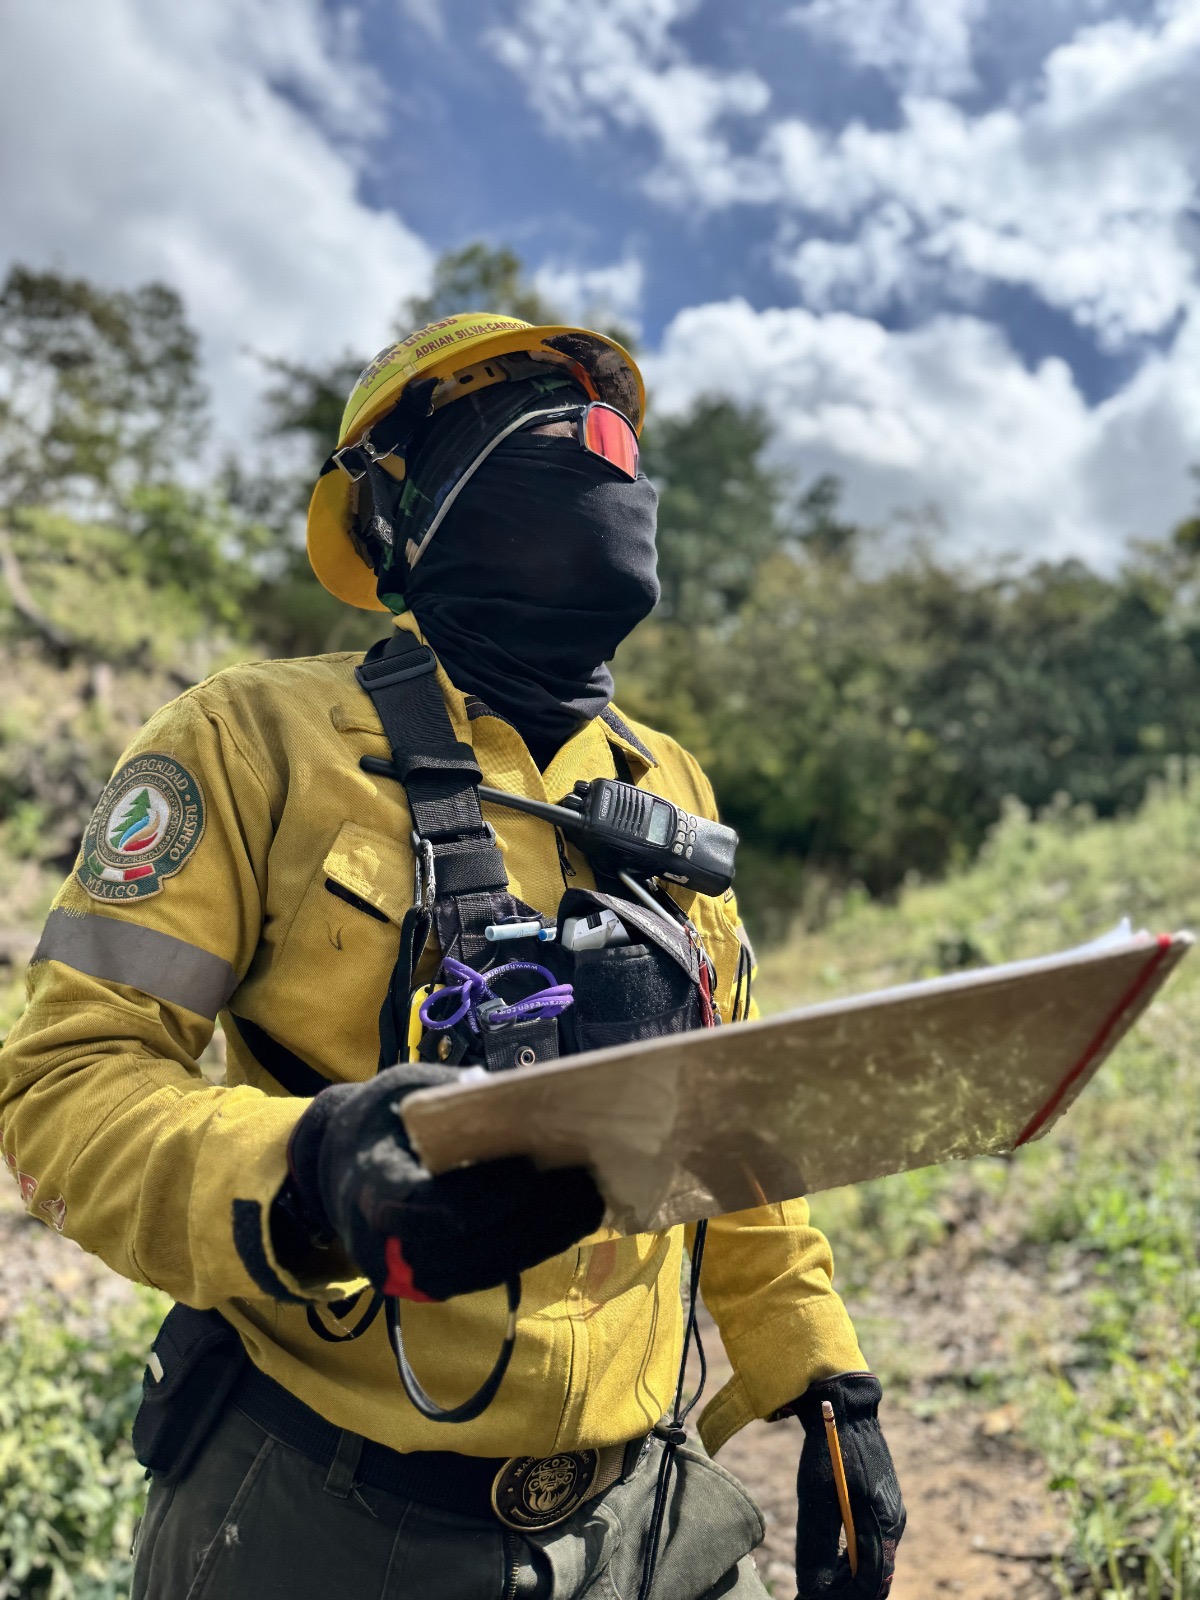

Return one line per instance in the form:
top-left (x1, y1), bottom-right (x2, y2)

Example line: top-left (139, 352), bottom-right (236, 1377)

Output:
top-left (131, 1303), bottom-right (247, 1485)
top-left (555, 888), bottom-right (705, 1053)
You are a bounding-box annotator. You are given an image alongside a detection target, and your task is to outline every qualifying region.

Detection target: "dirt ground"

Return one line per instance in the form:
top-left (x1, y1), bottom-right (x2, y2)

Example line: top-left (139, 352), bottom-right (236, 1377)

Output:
top-left (1, 1183), bottom-right (1066, 1597)
top-left (718, 1381), bottom-right (1062, 1598)
top-left (687, 1304), bottom-right (1063, 1600)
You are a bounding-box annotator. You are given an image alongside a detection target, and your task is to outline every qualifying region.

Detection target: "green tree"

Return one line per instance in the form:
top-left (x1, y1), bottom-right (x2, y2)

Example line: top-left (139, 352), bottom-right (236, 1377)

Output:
top-left (793, 473), bottom-right (862, 564)
top-left (0, 266), bottom-right (206, 512)
top-left (641, 400), bottom-right (787, 628)
top-left (403, 241), bottom-right (559, 331)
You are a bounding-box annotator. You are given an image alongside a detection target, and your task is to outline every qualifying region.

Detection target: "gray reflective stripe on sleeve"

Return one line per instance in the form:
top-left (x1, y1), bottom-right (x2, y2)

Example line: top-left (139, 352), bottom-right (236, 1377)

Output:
top-left (32, 909), bottom-right (238, 1020)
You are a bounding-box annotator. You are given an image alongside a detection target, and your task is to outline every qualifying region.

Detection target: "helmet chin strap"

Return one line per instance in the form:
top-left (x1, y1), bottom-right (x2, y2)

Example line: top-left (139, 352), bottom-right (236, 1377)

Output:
top-left (331, 376), bottom-right (436, 478)
top-left (350, 460), bottom-right (405, 578)
top-left (324, 376), bottom-right (438, 600)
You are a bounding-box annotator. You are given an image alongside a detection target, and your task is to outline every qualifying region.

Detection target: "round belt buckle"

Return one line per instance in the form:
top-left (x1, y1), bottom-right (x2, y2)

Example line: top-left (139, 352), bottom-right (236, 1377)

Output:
top-left (491, 1449), bottom-right (600, 1531)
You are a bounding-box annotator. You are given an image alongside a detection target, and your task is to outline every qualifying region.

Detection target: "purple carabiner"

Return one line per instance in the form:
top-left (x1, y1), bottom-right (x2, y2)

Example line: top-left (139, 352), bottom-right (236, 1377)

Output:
top-left (418, 958), bottom-right (488, 1031)
top-left (418, 957), bottom-right (573, 1033)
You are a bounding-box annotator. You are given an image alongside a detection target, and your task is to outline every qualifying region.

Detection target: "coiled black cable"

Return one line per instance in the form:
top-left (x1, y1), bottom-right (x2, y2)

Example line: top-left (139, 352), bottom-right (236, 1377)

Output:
top-left (385, 1275), bottom-right (522, 1424)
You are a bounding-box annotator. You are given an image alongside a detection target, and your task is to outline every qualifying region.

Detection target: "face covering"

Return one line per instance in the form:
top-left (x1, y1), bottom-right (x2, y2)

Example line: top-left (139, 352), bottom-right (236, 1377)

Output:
top-left (404, 429), bottom-right (660, 766)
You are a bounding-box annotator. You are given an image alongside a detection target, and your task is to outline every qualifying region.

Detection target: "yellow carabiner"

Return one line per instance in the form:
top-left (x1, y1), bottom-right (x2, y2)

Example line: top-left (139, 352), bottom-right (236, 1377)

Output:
top-left (407, 985), bottom-right (434, 1063)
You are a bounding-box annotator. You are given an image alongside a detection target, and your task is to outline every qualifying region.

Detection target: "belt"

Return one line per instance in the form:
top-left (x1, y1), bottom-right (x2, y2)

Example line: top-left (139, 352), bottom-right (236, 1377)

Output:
top-left (231, 1362), bottom-right (644, 1531)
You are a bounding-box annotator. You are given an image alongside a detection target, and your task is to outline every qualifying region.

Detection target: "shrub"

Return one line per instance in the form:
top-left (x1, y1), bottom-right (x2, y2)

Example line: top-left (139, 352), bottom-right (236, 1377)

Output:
top-left (0, 1288), bottom-right (167, 1600)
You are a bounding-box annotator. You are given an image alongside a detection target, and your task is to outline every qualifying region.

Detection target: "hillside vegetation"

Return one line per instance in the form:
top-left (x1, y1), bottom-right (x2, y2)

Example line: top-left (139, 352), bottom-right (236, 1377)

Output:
top-left (6, 255), bottom-right (1200, 939)
top-left (781, 778), bottom-right (1200, 1598)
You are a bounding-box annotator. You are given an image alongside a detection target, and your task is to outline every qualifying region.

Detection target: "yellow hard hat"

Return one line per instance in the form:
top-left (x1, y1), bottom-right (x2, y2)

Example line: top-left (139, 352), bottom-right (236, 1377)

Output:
top-left (306, 311), bottom-right (646, 612)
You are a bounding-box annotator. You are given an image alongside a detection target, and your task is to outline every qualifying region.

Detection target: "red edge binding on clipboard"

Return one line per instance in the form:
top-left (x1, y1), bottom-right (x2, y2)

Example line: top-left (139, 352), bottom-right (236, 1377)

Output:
top-left (1015, 933), bottom-right (1174, 1148)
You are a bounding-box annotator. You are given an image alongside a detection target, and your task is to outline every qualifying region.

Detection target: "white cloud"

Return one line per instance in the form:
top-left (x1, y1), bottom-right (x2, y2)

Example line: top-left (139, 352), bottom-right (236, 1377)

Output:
top-left (789, 0), bottom-right (987, 97)
top-left (644, 296), bottom-right (1200, 563)
top-left (7, 0), bottom-right (1196, 567)
top-left (493, 0), bottom-right (1200, 347)
top-left (489, 0), bottom-right (773, 208)
top-left (0, 0), bottom-right (432, 440)
top-left (773, 6), bottom-right (1200, 344)
top-left (533, 257), bottom-right (645, 334)
top-left (782, 202), bottom-right (924, 315)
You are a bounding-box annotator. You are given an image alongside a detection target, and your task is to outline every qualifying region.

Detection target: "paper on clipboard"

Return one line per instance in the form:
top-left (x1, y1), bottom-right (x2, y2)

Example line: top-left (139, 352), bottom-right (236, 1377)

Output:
top-left (402, 927), bottom-right (1193, 1237)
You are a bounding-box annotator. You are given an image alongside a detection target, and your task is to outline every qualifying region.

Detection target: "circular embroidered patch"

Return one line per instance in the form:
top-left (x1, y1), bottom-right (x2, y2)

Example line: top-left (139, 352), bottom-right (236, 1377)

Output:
top-left (78, 754), bottom-right (206, 902)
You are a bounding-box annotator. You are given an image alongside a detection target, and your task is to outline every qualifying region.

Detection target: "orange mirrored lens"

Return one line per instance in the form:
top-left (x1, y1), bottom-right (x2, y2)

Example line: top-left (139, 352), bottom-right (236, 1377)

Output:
top-left (582, 405), bottom-right (639, 479)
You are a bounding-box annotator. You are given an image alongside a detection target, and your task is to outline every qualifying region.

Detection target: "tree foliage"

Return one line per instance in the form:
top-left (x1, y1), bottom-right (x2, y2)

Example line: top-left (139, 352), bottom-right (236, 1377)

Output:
top-left (642, 400), bottom-right (784, 626)
top-left (0, 1290), bottom-right (167, 1600)
top-left (0, 267), bottom-right (206, 514)
top-left (403, 241), bottom-right (559, 331)
top-left (5, 250), bottom-right (1200, 930)
top-left (620, 481), bottom-right (1200, 915)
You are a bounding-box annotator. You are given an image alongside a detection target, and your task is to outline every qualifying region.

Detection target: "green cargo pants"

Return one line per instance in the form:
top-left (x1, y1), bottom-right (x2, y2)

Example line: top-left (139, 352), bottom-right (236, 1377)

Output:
top-left (131, 1402), bottom-right (771, 1599)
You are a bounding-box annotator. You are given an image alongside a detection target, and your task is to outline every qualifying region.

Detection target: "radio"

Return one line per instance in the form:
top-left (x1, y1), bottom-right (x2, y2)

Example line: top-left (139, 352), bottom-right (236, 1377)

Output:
top-left (477, 777), bottom-right (737, 897)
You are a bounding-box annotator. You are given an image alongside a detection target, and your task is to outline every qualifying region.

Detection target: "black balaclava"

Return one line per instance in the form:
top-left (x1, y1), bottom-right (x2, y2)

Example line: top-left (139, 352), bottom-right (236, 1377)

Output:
top-left (403, 424), bottom-right (660, 768)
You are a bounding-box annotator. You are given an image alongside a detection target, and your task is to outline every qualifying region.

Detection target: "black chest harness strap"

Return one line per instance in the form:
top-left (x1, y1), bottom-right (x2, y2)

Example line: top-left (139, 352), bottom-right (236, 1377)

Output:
top-left (356, 632), bottom-right (508, 912)
top-left (227, 634), bottom-right (519, 1095)
top-left (353, 629), bottom-right (539, 1424)
top-left (356, 629), bottom-right (549, 1074)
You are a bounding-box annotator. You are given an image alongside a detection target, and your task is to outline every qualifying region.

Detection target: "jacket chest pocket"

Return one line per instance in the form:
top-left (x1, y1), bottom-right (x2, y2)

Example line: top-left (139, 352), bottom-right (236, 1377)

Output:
top-left (273, 821), bottom-right (412, 1082)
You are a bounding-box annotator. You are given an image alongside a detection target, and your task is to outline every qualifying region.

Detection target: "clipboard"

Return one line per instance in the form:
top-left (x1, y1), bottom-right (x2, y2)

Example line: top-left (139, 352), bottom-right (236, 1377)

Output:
top-left (402, 928), bottom-right (1193, 1236)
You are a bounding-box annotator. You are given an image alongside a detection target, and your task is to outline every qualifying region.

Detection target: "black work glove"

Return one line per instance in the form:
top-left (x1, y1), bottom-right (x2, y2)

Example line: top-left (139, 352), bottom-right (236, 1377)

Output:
top-left (279, 1065), bottom-right (605, 1302)
top-left (791, 1374), bottom-right (906, 1599)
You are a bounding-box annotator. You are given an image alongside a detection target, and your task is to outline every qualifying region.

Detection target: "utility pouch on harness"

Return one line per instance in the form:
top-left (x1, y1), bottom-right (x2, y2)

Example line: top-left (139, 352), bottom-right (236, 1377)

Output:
top-left (410, 886), bottom-right (706, 1069)
top-left (131, 1303), bottom-right (246, 1485)
top-left (553, 887), bottom-right (705, 1053)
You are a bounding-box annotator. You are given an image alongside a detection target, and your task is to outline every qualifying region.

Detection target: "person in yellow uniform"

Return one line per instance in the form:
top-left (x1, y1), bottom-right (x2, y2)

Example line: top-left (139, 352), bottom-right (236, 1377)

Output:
top-left (0, 314), bottom-right (904, 1599)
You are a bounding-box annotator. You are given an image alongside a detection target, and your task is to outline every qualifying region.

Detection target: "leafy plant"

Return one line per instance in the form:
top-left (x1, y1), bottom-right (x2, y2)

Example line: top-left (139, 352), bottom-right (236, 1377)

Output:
top-left (0, 1288), bottom-right (167, 1599)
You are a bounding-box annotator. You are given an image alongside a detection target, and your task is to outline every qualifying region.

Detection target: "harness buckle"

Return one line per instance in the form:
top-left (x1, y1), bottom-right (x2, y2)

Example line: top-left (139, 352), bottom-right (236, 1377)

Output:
top-left (412, 833), bottom-right (436, 913)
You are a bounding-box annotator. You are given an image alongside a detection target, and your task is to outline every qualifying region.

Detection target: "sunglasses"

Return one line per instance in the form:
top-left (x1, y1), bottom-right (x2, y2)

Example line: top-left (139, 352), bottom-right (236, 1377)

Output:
top-left (404, 400), bottom-right (641, 571)
top-left (553, 401), bottom-right (640, 481)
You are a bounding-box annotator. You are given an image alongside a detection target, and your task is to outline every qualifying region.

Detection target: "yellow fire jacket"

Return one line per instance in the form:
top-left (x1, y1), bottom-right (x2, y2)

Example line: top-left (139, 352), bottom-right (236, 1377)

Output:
top-left (0, 614), bottom-right (866, 1458)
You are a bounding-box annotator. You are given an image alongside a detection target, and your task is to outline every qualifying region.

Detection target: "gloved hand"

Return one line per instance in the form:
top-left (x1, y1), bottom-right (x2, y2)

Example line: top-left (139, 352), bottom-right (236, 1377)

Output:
top-left (791, 1374), bottom-right (906, 1599)
top-left (279, 1064), bottom-right (605, 1301)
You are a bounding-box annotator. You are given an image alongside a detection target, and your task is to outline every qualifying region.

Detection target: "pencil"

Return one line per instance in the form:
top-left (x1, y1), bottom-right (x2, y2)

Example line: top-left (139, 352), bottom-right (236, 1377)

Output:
top-left (822, 1400), bottom-right (859, 1577)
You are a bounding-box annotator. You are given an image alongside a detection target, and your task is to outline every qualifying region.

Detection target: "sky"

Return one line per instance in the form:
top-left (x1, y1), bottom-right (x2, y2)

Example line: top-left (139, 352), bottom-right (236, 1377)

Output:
top-left (3, 0), bottom-right (1200, 564)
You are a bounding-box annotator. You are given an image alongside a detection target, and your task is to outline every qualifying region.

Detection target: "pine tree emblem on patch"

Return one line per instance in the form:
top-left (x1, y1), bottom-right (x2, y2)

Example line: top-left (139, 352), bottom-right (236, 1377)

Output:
top-left (78, 754), bottom-right (205, 902)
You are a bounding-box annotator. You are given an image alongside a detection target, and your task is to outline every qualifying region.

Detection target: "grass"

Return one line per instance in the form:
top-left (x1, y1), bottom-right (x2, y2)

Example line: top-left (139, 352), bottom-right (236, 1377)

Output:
top-left (761, 767), bottom-right (1200, 1597)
